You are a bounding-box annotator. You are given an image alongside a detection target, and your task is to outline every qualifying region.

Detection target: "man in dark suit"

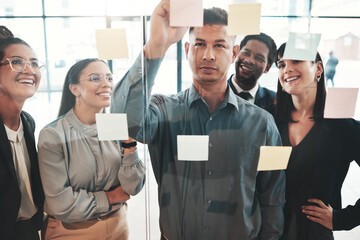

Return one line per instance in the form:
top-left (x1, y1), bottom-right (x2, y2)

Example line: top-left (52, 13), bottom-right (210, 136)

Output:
top-left (0, 112), bottom-right (44, 240)
top-left (228, 33), bottom-right (277, 115)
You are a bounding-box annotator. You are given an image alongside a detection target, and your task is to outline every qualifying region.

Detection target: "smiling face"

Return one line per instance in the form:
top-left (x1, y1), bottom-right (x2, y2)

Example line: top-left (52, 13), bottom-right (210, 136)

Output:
top-left (185, 25), bottom-right (238, 88)
top-left (70, 61), bottom-right (113, 113)
top-left (277, 58), bottom-right (323, 96)
top-left (0, 44), bottom-right (41, 103)
top-left (235, 39), bottom-right (271, 90)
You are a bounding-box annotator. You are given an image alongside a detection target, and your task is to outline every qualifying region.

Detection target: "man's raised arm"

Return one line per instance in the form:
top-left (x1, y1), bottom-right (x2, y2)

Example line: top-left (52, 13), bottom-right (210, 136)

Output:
top-left (111, 0), bottom-right (187, 140)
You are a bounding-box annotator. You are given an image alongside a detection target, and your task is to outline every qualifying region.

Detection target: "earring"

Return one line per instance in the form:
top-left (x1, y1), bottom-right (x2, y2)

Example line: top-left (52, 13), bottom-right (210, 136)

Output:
top-left (316, 75), bottom-right (321, 82)
top-left (76, 97), bottom-right (80, 107)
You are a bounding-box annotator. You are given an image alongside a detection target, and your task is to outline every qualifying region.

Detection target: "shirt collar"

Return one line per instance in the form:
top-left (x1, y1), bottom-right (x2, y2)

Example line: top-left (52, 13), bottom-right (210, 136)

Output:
top-left (66, 108), bottom-right (98, 138)
top-left (188, 84), bottom-right (203, 108)
top-left (231, 74), bottom-right (259, 99)
top-left (188, 84), bottom-right (239, 112)
top-left (4, 118), bottom-right (24, 143)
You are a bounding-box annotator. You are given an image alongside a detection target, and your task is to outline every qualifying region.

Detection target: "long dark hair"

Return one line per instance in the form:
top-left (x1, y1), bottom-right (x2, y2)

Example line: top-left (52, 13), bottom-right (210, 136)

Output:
top-left (0, 26), bottom-right (31, 62)
top-left (58, 58), bottom-right (105, 117)
top-left (274, 43), bottom-right (326, 124)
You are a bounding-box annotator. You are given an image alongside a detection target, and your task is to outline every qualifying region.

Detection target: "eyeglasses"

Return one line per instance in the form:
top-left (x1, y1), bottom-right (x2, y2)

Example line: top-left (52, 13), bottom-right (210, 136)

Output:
top-left (81, 73), bottom-right (114, 86)
top-left (0, 56), bottom-right (44, 74)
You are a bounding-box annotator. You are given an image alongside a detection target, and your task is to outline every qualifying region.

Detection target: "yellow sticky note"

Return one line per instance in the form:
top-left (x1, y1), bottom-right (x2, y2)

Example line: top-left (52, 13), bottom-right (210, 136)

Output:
top-left (95, 29), bottom-right (128, 60)
top-left (228, 3), bottom-right (261, 35)
top-left (170, 0), bottom-right (203, 27)
top-left (257, 146), bottom-right (292, 171)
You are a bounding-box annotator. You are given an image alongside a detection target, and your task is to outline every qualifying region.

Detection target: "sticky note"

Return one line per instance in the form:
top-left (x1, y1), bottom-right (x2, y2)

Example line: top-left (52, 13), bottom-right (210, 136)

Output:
top-left (257, 146), bottom-right (292, 171)
top-left (170, 0), bottom-right (203, 27)
top-left (324, 88), bottom-right (359, 119)
top-left (95, 28), bottom-right (129, 59)
top-left (283, 32), bottom-right (321, 61)
top-left (228, 3), bottom-right (261, 35)
top-left (177, 135), bottom-right (209, 161)
top-left (96, 113), bottom-right (129, 141)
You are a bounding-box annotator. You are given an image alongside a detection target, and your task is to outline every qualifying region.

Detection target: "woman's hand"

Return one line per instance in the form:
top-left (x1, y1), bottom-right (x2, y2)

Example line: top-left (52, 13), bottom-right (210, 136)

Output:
top-left (302, 198), bottom-right (333, 230)
top-left (105, 186), bottom-right (130, 205)
top-left (121, 137), bottom-right (137, 154)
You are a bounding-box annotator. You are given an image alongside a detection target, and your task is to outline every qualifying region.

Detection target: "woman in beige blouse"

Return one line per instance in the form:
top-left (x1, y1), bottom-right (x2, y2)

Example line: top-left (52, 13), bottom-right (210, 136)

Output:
top-left (38, 58), bottom-right (145, 240)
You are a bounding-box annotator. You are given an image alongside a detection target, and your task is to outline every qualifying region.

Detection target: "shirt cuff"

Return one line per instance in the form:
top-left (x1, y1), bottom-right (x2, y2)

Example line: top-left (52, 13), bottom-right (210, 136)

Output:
top-left (121, 150), bottom-right (141, 166)
top-left (94, 191), bottom-right (110, 214)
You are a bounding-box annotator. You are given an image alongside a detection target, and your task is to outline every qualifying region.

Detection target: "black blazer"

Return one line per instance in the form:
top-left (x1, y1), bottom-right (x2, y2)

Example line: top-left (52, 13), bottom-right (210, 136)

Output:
top-left (227, 75), bottom-right (276, 115)
top-left (0, 111), bottom-right (44, 240)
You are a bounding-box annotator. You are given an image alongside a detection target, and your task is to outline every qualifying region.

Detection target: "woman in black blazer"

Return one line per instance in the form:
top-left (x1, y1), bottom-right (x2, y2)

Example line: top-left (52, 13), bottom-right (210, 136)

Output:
top-left (275, 43), bottom-right (360, 239)
top-left (0, 26), bottom-right (44, 240)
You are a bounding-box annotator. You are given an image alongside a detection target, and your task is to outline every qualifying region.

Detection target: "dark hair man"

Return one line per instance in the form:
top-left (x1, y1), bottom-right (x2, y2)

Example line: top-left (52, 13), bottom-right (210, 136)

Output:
top-left (228, 33), bottom-right (277, 114)
top-left (111, 1), bottom-right (285, 239)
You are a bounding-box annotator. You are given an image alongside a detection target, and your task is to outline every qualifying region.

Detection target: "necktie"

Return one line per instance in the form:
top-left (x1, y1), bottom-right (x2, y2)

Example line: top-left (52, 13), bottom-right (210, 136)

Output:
top-left (238, 91), bottom-right (252, 100)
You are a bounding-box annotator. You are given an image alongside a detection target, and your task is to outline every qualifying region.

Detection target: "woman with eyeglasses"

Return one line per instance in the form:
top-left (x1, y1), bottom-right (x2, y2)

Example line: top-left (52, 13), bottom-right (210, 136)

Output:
top-left (275, 43), bottom-right (360, 239)
top-left (0, 26), bottom-right (44, 240)
top-left (37, 59), bottom-right (145, 240)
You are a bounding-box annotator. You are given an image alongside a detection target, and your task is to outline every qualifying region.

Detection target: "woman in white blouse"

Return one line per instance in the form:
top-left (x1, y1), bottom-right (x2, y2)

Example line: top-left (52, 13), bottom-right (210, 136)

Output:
top-left (38, 58), bottom-right (145, 240)
top-left (0, 25), bottom-right (45, 240)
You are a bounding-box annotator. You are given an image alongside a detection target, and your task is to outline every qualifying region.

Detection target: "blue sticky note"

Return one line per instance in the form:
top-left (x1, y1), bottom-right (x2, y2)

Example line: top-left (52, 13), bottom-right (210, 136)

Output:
top-left (283, 32), bottom-right (321, 61)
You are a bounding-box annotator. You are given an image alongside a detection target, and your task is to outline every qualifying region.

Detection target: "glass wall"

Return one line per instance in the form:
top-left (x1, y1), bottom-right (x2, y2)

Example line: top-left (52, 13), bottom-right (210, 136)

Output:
top-left (1, 0), bottom-right (360, 239)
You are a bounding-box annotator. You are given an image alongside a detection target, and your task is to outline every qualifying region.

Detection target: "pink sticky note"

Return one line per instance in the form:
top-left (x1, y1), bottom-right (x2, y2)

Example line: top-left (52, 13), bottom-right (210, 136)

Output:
top-left (324, 88), bottom-right (359, 119)
top-left (170, 0), bottom-right (203, 27)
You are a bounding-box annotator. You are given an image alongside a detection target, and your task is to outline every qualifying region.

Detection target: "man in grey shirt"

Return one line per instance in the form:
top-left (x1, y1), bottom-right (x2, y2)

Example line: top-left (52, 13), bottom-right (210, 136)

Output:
top-left (111, 0), bottom-right (285, 239)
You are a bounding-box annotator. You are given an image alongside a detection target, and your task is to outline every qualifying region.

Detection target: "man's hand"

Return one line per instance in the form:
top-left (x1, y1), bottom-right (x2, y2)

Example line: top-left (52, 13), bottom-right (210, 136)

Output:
top-left (105, 186), bottom-right (130, 205)
top-left (302, 198), bottom-right (333, 230)
top-left (144, 0), bottom-right (188, 59)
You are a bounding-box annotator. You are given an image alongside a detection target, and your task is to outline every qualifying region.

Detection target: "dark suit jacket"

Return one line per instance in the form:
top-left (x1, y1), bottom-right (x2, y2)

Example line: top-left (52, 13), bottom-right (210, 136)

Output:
top-left (227, 75), bottom-right (276, 115)
top-left (0, 111), bottom-right (44, 240)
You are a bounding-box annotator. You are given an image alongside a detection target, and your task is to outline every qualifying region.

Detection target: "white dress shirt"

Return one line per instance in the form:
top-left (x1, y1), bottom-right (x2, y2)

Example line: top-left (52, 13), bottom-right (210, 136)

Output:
top-left (231, 75), bottom-right (259, 104)
top-left (4, 119), bottom-right (37, 221)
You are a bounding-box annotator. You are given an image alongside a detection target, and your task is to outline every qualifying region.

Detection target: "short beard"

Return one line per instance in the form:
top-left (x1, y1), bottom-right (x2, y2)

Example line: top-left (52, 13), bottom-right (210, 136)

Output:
top-left (235, 61), bottom-right (257, 90)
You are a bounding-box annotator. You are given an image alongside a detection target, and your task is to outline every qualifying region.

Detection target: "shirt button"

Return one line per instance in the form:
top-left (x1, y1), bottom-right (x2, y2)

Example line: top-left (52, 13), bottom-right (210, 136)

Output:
top-left (209, 117), bottom-right (213, 120)
top-left (207, 199), bottom-right (212, 204)
top-left (208, 170), bottom-right (213, 176)
top-left (205, 226), bottom-right (211, 231)
top-left (209, 143), bottom-right (212, 148)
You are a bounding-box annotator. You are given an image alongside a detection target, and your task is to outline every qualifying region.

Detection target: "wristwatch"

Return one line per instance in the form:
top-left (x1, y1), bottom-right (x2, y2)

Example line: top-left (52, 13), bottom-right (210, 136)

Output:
top-left (121, 141), bottom-right (137, 148)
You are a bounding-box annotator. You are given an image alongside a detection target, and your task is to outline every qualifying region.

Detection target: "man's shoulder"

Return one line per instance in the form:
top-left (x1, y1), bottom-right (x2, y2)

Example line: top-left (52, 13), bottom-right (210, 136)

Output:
top-left (150, 88), bottom-right (191, 105)
top-left (235, 95), bottom-right (277, 127)
top-left (258, 85), bottom-right (276, 99)
top-left (237, 96), bottom-right (272, 118)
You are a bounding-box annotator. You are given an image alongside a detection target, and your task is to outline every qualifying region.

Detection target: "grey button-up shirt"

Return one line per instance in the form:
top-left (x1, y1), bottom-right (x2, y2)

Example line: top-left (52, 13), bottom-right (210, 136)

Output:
top-left (38, 109), bottom-right (145, 223)
top-left (111, 53), bottom-right (285, 239)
